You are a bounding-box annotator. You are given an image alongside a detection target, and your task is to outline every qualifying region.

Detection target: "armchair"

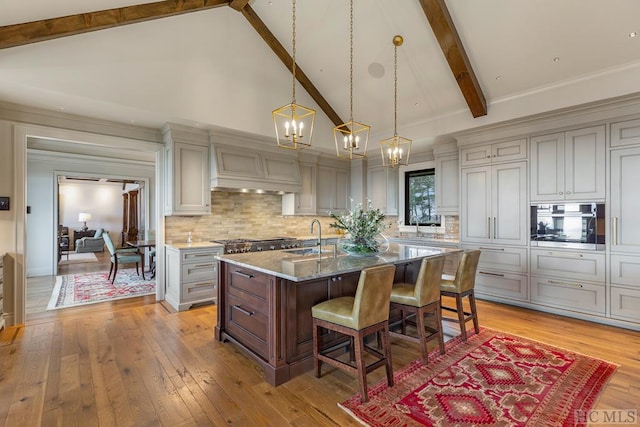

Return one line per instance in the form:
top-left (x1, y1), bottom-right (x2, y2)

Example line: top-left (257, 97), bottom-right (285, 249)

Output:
top-left (75, 228), bottom-right (105, 253)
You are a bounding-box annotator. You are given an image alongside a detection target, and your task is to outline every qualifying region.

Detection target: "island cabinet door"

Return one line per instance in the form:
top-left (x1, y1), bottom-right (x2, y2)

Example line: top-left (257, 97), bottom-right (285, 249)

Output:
top-left (284, 273), bottom-right (360, 362)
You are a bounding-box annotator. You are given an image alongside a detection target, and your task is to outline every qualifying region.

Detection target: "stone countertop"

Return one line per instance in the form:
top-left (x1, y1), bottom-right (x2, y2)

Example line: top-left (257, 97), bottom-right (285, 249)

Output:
top-left (388, 236), bottom-right (460, 246)
top-left (165, 241), bottom-right (224, 250)
top-left (217, 243), bottom-right (460, 282)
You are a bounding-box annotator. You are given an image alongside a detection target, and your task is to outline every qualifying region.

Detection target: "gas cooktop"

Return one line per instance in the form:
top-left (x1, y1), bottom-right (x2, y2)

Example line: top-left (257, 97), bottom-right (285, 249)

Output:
top-left (211, 237), bottom-right (301, 253)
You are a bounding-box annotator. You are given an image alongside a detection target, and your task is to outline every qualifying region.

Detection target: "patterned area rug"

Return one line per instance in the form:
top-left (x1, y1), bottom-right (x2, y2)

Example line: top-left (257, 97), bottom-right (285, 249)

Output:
top-left (339, 328), bottom-right (617, 427)
top-left (47, 268), bottom-right (155, 310)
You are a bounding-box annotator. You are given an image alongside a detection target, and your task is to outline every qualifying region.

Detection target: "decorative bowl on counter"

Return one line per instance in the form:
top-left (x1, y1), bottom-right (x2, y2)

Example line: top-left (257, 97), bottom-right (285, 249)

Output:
top-left (338, 233), bottom-right (389, 257)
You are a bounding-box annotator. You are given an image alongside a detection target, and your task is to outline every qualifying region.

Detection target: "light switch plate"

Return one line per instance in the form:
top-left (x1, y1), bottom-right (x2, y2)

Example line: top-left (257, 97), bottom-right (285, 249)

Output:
top-left (0, 197), bottom-right (9, 210)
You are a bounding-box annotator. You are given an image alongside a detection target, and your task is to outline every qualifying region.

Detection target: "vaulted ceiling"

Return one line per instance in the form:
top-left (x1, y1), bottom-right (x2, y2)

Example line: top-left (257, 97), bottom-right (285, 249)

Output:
top-left (2, 0), bottom-right (640, 156)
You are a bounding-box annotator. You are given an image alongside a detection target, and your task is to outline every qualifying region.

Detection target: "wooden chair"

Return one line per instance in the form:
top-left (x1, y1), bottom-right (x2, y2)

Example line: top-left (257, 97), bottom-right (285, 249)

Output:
top-left (440, 250), bottom-right (481, 341)
top-left (311, 264), bottom-right (396, 403)
top-left (103, 231), bottom-right (145, 283)
top-left (389, 255), bottom-right (446, 364)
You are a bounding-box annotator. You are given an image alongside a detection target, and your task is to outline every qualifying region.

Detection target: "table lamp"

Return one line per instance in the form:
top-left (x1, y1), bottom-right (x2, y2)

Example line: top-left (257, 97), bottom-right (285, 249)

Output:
top-left (78, 212), bottom-right (92, 231)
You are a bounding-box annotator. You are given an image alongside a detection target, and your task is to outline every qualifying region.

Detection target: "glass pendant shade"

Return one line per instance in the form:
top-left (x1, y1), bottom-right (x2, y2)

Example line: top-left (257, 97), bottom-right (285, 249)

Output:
top-left (334, 120), bottom-right (370, 160)
top-left (380, 135), bottom-right (411, 167)
top-left (273, 103), bottom-right (315, 150)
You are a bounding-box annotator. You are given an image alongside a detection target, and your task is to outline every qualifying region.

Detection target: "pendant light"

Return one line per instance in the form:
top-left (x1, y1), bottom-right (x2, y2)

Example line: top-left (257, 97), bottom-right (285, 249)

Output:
top-left (334, 0), bottom-right (370, 160)
top-left (273, 0), bottom-right (315, 150)
top-left (380, 35), bottom-right (411, 168)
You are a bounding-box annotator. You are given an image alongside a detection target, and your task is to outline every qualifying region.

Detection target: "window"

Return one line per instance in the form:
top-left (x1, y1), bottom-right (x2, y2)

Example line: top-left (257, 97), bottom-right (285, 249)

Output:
top-left (404, 168), bottom-right (440, 226)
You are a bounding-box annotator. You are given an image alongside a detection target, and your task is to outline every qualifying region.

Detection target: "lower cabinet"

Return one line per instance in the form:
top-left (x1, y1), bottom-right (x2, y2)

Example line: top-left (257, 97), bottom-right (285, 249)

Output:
top-left (530, 275), bottom-right (606, 316)
top-left (610, 253), bottom-right (640, 323)
top-left (165, 245), bottom-right (223, 311)
top-left (476, 271), bottom-right (528, 301)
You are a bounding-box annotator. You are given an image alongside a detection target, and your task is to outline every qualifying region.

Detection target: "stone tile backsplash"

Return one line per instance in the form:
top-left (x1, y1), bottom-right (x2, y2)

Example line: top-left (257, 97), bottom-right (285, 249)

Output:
top-left (164, 191), bottom-right (458, 243)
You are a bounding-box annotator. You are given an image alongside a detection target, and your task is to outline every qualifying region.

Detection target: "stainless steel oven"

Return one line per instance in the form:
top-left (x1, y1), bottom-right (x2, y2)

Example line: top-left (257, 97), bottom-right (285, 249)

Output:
top-left (531, 203), bottom-right (605, 250)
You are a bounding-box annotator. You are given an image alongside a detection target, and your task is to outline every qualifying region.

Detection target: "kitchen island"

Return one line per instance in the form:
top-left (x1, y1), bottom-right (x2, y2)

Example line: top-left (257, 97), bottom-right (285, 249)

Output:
top-left (215, 243), bottom-right (460, 386)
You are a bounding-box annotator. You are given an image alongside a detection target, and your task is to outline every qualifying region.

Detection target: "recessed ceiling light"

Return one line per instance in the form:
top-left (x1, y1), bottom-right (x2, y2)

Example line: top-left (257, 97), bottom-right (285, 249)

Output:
top-left (495, 75), bottom-right (502, 80)
top-left (630, 31), bottom-right (637, 38)
top-left (553, 57), bottom-right (560, 62)
top-left (59, 106), bottom-right (65, 111)
top-left (414, 102), bottom-right (419, 108)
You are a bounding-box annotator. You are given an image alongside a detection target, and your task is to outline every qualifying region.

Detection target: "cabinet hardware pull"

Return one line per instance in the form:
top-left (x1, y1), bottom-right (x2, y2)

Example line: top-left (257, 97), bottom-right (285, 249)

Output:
top-left (612, 217), bottom-right (618, 246)
top-left (193, 253), bottom-right (211, 257)
top-left (566, 191), bottom-right (571, 194)
top-left (194, 263), bottom-right (215, 268)
top-left (193, 282), bottom-right (211, 287)
top-left (488, 217), bottom-right (491, 239)
top-left (546, 252), bottom-right (584, 258)
top-left (479, 271), bottom-right (505, 277)
top-left (234, 305), bottom-right (254, 316)
top-left (479, 247), bottom-right (504, 251)
top-left (234, 271), bottom-right (254, 279)
top-left (493, 217), bottom-right (497, 239)
top-left (547, 280), bottom-right (584, 288)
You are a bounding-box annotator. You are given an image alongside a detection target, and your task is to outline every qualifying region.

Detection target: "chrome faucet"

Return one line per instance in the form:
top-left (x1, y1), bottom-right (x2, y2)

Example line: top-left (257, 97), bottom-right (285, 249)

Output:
top-left (411, 214), bottom-right (421, 237)
top-left (310, 219), bottom-right (322, 247)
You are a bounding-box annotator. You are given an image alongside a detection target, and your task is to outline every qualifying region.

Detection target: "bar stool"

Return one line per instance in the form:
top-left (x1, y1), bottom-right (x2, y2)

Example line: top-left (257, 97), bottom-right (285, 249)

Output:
top-left (440, 250), bottom-right (481, 342)
top-left (311, 264), bottom-right (396, 403)
top-left (389, 255), bottom-right (446, 364)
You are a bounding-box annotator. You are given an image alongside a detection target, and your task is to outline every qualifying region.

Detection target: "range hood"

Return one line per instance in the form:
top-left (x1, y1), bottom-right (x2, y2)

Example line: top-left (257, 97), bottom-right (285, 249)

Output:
top-left (210, 141), bottom-right (302, 194)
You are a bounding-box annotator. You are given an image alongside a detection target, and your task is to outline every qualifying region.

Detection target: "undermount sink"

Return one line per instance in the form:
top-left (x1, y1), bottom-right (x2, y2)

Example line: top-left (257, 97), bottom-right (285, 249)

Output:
top-left (282, 247), bottom-right (333, 256)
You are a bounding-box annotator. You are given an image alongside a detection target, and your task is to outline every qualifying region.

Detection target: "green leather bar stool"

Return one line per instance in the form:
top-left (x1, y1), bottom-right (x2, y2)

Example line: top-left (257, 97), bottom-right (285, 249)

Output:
top-left (389, 255), bottom-right (446, 364)
top-left (311, 264), bottom-right (396, 403)
top-left (440, 250), bottom-right (481, 342)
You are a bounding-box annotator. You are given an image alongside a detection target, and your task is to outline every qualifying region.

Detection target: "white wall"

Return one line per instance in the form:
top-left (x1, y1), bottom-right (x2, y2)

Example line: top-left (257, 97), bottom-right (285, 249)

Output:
top-left (59, 181), bottom-right (125, 242)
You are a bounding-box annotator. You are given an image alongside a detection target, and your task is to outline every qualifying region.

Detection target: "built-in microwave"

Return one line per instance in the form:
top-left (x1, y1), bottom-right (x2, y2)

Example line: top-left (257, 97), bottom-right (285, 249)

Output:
top-left (530, 203), bottom-right (605, 250)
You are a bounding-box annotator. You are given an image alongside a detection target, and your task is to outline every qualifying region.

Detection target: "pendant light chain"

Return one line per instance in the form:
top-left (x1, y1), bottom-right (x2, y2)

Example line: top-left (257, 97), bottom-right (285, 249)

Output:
top-left (349, 0), bottom-right (354, 122)
top-left (393, 41), bottom-right (398, 137)
top-left (291, 0), bottom-right (297, 104)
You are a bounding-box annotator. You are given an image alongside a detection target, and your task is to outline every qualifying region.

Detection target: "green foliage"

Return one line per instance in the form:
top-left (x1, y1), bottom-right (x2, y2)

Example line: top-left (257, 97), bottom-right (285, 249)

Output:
top-left (329, 201), bottom-right (388, 253)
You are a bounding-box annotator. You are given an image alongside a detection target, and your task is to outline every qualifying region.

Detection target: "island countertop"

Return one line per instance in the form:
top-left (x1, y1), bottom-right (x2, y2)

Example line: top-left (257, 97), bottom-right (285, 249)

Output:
top-left (217, 243), bottom-right (460, 282)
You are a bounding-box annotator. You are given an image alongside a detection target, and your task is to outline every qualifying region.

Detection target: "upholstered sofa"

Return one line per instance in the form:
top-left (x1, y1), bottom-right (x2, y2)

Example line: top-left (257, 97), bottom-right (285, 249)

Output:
top-left (75, 228), bottom-right (105, 253)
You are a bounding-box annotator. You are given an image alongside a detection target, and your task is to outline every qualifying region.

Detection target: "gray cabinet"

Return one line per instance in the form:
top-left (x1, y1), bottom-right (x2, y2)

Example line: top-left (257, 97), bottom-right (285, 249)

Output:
top-left (163, 125), bottom-right (211, 216)
top-left (282, 162), bottom-right (316, 215)
top-left (460, 138), bottom-right (526, 167)
top-left (165, 245), bottom-right (223, 311)
top-left (530, 125), bottom-right (605, 202)
top-left (610, 146), bottom-right (640, 254)
top-left (367, 166), bottom-right (398, 215)
top-left (460, 161), bottom-right (527, 246)
top-left (316, 165), bottom-right (350, 214)
top-left (435, 153), bottom-right (459, 214)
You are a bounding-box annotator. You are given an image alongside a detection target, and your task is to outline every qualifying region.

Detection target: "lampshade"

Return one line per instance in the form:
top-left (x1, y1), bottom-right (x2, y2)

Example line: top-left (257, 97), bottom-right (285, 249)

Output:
top-left (78, 212), bottom-right (92, 222)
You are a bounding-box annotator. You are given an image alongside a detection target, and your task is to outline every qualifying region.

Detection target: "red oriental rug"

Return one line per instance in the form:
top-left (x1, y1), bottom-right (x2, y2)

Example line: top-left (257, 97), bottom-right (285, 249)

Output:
top-left (339, 328), bottom-right (617, 427)
top-left (47, 268), bottom-right (155, 310)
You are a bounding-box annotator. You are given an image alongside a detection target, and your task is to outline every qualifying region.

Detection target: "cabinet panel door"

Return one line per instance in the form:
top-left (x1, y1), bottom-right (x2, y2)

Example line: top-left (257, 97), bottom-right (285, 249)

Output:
top-left (316, 167), bottom-right (334, 212)
top-left (334, 170), bottom-right (350, 211)
top-left (461, 166), bottom-right (491, 243)
top-left (610, 254), bottom-right (640, 286)
top-left (436, 154), bottom-right (459, 214)
top-left (368, 167), bottom-right (388, 213)
top-left (492, 139), bottom-right (527, 162)
top-left (610, 286), bottom-right (640, 322)
top-left (460, 145), bottom-right (491, 167)
top-left (296, 163), bottom-right (316, 214)
top-left (611, 147), bottom-right (640, 253)
top-left (174, 143), bottom-right (210, 214)
top-left (530, 133), bottom-right (564, 202)
top-left (492, 162), bottom-right (527, 245)
top-left (565, 126), bottom-right (605, 200)
top-left (611, 118), bottom-right (640, 148)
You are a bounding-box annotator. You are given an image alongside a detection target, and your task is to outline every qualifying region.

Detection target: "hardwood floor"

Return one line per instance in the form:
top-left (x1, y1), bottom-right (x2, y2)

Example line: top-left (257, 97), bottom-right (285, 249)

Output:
top-left (1, 295), bottom-right (638, 426)
top-left (27, 250), bottom-right (154, 321)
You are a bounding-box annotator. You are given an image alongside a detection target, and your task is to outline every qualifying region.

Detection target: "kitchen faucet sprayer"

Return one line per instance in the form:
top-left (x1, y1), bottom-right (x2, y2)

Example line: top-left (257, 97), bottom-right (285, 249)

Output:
top-left (310, 219), bottom-right (322, 247)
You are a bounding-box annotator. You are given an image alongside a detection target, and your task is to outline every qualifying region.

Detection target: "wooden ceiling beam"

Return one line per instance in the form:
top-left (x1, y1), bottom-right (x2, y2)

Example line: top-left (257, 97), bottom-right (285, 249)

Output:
top-left (229, 0), bottom-right (251, 12)
top-left (418, 0), bottom-right (487, 118)
top-left (239, 5), bottom-right (345, 128)
top-left (0, 0), bottom-right (229, 50)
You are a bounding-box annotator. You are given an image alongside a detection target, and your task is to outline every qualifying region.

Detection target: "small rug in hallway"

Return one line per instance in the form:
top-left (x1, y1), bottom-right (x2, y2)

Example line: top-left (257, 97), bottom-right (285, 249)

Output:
top-left (47, 268), bottom-right (155, 310)
top-left (58, 252), bottom-right (98, 265)
top-left (339, 328), bottom-right (617, 427)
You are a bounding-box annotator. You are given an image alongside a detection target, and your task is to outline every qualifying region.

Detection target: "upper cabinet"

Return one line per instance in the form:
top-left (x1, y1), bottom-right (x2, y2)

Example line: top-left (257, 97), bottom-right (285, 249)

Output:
top-left (530, 125), bottom-right (605, 202)
top-left (367, 166), bottom-right (398, 215)
top-left (282, 161), bottom-right (316, 215)
top-left (163, 124), bottom-right (211, 216)
top-left (317, 165), bottom-right (350, 214)
top-left (435, 153), bottom-right (459, 214)
top-left (460, 138), bottom-right (526, 167)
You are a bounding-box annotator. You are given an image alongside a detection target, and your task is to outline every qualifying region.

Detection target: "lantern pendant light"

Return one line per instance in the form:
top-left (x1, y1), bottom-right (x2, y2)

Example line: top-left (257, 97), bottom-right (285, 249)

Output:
top-left (273, 0), bottom-right (315, 150)
top-left (334, 0), bottom-right (370, 160)
top-left (380, 35), bottom-right (411, 168)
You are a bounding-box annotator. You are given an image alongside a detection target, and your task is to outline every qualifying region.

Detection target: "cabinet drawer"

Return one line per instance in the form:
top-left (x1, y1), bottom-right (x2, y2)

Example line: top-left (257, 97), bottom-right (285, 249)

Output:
top-left (610, 254), bottom-right (640, 287)
top-left (475, 271), bottom-right (528, 301)
top-left (530, 249), bottom-right (605, 283)
top-left (462, 244), bottom-right (528, 273)
top-left (530, 275), bottom-right (605, 315)
top-left (183, 279), bottom-right (216, 303)
top-left (182, 261), bottom-right (217, 283)
top-left (610, 286), bottom-right (640, 322)
top-left (226, 292), bottom-right (268, 358)
top-left (227, 268), bottom-right (270, 300)
top-left (181, 249), bottom-right (218, 264)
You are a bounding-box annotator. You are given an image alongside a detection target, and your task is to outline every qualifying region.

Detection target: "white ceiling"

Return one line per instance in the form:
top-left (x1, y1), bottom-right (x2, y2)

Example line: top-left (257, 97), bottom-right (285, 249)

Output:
top-left (2, 0), bottom-right (640, 155)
